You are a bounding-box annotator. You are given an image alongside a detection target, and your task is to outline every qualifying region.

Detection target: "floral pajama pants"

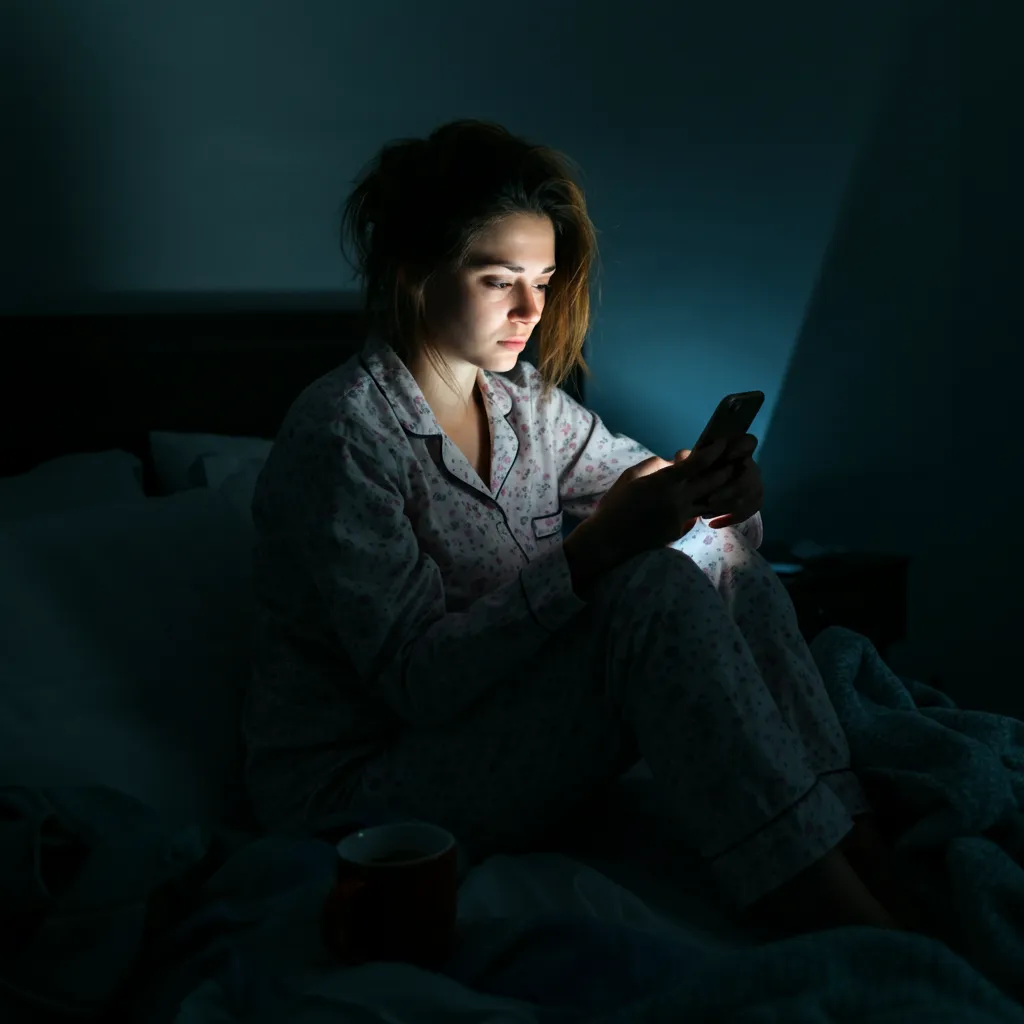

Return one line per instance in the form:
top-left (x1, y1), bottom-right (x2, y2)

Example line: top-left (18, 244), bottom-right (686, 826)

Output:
top-left (338, 518), bottom-right (870, 909)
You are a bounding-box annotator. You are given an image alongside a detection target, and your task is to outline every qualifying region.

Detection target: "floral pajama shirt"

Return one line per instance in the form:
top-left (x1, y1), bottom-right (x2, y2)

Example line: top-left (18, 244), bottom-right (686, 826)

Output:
top-left (244, 339), bottom-right (869, 909)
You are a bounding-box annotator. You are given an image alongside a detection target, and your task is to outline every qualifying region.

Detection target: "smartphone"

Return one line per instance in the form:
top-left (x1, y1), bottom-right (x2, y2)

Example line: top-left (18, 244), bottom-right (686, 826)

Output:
top-left (693, 391), bottom-right (765, 453)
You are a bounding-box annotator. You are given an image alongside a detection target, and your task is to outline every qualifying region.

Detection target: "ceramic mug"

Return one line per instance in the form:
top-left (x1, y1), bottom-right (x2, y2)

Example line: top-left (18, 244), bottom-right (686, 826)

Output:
top-left (322, 821), bottom-right (458, 969)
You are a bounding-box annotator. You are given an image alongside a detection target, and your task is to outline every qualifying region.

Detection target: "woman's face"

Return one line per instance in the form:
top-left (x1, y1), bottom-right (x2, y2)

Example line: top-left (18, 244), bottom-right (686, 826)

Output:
top-left (422, 212), bottom-right (556, 374)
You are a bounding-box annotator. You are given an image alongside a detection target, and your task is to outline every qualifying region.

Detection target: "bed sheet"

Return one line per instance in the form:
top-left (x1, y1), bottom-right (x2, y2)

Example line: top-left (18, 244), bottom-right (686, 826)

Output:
top-left (148, 825), bottom-right (1022, 1024)
top-left (119, 626), bottom-right (1024, 1021)
top-left (4, 625), bottom-right (1024, 1023)
top-left (163, 845), bottom-right (726, 1024)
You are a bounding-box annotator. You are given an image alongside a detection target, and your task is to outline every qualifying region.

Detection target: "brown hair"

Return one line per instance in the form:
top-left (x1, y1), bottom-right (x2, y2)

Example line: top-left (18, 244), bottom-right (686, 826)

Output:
top-left (341, 120), bottom-right (596, 393)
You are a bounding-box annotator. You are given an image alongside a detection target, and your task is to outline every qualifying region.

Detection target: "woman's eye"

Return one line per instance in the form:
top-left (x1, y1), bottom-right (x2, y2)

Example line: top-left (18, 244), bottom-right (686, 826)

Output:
top-left (485, 280), bottom-right (549, 292)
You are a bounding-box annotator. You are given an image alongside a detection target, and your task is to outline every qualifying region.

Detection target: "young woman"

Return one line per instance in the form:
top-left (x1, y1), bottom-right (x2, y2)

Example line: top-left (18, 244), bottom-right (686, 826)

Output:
top-left (244, 120), bottom-right (922, 936)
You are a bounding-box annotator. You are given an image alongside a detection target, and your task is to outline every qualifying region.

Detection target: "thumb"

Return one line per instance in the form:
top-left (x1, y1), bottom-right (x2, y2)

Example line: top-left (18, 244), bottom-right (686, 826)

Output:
top-left (627, 455), bottom-right (673, 480)
top-left (674, 449), bottom-right (692, 463)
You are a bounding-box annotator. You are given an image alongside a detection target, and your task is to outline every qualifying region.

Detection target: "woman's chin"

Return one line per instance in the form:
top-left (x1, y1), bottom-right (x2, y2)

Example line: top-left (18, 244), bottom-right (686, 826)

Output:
top-left (480, 347), bottom-right (523, 372)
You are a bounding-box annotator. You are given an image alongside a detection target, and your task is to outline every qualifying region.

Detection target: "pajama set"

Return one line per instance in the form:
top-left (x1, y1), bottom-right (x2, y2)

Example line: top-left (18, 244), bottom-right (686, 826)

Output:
top-left (244, 339), bottom-right (870, 908)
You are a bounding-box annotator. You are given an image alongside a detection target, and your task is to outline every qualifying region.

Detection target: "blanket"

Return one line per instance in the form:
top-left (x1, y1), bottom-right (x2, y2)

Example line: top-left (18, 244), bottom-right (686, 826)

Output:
top-left (1, 626), bottom-right (1022, 1023)
top-left (813, 626), bottom-right (1024, 1003)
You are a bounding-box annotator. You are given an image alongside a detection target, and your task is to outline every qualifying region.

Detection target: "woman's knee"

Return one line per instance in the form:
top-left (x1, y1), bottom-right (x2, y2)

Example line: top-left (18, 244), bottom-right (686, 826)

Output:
top-left (595, 546), bottom-right (719, 611)
top-left (634, 545), bottom-right (711, 580)
top-left (676, 519), bottom-right (757, 563)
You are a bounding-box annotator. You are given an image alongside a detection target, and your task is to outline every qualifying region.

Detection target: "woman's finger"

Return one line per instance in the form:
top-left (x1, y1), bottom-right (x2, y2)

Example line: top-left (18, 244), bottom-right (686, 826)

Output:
top-left (708, 505), bottom-right (754, 528)
top-left (708, 514), bottom-right (741, 529)
top-left (682, 463), bottom-right (736, 503)
top-left (699, 475), bottom-right (754, 512)
top-left (628, 455), bottom-right (674, 479)
top-left (674, 438), bottom-right (728, 473)
top-left (725, 434), bottom-right (759, 461)
top-left (703, 486), bottom-right (762, 521)
top-left (707, 492), bottom-right (763, 528)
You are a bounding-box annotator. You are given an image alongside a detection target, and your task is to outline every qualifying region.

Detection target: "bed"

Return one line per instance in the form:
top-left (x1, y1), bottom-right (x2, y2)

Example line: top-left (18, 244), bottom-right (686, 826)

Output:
top-left (1, 305), bottom-right (1023, 1023)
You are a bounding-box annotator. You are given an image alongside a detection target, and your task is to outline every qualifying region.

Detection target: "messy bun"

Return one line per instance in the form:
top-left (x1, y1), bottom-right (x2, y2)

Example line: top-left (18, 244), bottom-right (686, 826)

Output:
top-left (341, 120), bottom-right (596, 391)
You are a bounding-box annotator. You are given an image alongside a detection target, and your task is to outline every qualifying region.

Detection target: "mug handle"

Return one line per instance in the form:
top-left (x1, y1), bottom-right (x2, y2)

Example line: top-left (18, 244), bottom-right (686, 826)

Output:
top-left (322, 865), bottom-right (369, 962)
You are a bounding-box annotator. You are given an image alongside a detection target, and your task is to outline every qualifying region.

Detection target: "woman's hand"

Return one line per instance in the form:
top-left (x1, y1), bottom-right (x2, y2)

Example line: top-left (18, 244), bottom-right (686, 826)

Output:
top-left (676, 435), bottom-right (764, 528)
top-left (583, 438), bottom-right (737, 558)
top-left (562, 436), bottom-right (765, 599)
top-left (563, 441), bottom-right (739, 598)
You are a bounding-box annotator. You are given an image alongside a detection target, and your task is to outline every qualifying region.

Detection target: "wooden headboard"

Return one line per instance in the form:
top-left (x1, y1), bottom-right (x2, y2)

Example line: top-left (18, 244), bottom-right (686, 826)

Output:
top-left (1, 302), bottom-right (584, 482)
top-left (1, 304), bottom-right (367, 481)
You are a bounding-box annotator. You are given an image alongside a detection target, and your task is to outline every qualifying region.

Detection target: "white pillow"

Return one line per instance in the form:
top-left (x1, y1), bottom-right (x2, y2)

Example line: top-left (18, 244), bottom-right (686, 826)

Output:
top-left (200, 453), bottom-right (268, 492)
top-left (149, 431), bottom-right (273, 494)
top-left (0, 450), bottom-right (145, 523)
top-left (0, 484), bottom-right (259, 829)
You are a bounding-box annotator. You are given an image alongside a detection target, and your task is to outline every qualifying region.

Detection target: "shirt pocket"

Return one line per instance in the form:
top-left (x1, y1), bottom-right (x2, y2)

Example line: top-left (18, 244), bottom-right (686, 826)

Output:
top-left (531, 509), bottom-right (564, 541)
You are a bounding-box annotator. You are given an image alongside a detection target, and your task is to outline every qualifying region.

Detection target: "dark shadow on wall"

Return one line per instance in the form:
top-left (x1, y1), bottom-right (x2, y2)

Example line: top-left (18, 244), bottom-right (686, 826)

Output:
top-left (758, 0), bottom-right (960, 547)
top-left (759, 0), bottom-right (1023, 716)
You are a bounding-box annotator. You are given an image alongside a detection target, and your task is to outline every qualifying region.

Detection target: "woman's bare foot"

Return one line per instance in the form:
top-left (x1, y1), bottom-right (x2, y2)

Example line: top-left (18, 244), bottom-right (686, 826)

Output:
top-left (840, 814), bottom-right (941, 938)
top-left (747, 844), bottom-right (901, 937)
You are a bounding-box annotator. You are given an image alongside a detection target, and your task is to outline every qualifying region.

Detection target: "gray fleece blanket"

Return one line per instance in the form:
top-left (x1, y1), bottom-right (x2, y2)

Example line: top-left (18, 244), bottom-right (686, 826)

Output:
top-left (0, 626), bottom-right (1022, 1023)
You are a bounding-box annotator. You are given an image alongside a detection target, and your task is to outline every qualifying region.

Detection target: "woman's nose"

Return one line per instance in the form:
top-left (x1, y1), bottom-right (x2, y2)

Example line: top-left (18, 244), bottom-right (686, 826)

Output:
top-left (511, 283), bottom-right (542, 322)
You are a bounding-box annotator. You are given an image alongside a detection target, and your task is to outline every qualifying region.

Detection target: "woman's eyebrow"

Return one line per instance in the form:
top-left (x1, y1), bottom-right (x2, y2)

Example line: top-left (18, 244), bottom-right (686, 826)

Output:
top-left (469, 257), bottom-right (557, 274)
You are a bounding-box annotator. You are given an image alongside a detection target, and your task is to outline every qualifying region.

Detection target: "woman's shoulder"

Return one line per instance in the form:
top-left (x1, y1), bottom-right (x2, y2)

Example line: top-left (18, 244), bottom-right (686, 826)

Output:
top-left (254, 352), bottom-right (403, 516)
top-left (276, 347), bottom-right (402, 453)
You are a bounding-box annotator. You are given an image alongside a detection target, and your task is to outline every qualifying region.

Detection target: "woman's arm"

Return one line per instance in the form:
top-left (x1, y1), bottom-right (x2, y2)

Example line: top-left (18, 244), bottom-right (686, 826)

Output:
top-left (541, 381), bottom-right (764, 548)
top-left (543, 386), bottom-right (653, 521)
top-left (261, 423), bottom-right (587, 729)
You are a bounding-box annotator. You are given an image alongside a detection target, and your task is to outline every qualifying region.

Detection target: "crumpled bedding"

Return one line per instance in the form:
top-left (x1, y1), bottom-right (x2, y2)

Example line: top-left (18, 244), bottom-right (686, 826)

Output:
top-left (1, 626), bottom-right (1022, 1023)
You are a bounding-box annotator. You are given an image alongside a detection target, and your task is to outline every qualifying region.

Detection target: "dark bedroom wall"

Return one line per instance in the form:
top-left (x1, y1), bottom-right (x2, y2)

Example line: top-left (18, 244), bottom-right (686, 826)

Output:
top-left (11, 2), bottom-right (1013, 705)
top-left (2, 0), bottom-right (900, 442)
top-left (760, 0), bottom-right (1023, 716)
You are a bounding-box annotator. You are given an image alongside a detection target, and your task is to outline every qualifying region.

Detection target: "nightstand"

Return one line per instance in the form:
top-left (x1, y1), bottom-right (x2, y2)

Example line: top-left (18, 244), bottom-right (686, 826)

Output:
top-left (766, 551), bottom-right (911, 659)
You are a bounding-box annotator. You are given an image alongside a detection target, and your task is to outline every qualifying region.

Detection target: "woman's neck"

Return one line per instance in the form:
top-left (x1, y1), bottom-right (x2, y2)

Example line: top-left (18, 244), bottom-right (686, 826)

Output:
top-left (406, 350), bottom-right (480, 426)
